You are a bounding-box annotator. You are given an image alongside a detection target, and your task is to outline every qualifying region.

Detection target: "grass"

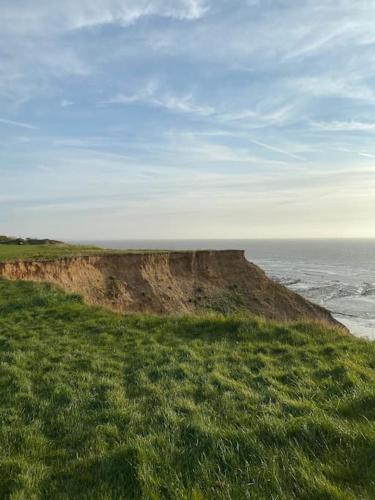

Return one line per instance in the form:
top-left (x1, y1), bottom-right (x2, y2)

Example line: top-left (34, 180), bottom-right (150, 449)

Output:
top-left (0, 279), bottom-right (374, 499)
top-left (0, 244), bottom-right (106, 262)
top-left (0, 244), bottom-right (174, 262)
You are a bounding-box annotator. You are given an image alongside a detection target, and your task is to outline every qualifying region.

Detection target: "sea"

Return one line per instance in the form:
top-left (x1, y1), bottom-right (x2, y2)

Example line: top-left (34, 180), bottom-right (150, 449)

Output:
top-left (86, 239), bottom-right (375, 340)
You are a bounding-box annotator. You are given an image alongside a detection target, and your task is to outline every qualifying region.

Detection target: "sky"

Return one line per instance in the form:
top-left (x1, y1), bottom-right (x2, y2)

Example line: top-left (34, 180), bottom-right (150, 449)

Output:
top-left (1, 0), bottom-right (375, 240)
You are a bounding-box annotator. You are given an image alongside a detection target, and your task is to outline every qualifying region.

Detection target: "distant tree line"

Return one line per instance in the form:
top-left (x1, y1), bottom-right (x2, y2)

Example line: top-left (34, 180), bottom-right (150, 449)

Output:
top-left (0, 235), bottom-right (62, 245)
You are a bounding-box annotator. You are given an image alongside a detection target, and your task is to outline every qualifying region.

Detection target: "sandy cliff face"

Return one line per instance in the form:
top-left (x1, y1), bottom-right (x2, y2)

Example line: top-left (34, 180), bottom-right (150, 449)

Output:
top-left (0, 250), bottom-right (340, 326)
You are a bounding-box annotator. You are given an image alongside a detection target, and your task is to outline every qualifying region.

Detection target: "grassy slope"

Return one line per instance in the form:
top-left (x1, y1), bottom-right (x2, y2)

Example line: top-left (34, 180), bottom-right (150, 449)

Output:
top-left (0, 280), bottom-right (374, 499)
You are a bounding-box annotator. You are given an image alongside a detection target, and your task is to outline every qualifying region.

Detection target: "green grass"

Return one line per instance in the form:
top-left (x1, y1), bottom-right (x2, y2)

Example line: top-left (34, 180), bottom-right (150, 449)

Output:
top-left (0, 244), bottom-right (106, 262)
top-left (0, 244), bottom-right (173, 262)
top-left (0, 279), bottom-right (374, 499)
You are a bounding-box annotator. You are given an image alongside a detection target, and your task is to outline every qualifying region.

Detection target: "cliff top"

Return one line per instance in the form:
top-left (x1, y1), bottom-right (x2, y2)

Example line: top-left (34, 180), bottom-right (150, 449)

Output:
top-left (0, 242), bottom-right (242, 263)
top-left (0, 242), bottom-right (107, 262)
top-left (0, 246), bottom-right (342, 329)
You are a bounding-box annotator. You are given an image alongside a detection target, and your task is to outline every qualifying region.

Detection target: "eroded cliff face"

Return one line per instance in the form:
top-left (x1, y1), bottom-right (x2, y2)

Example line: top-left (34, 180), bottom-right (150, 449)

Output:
top-left (0, 250), bottom-right (340, 326)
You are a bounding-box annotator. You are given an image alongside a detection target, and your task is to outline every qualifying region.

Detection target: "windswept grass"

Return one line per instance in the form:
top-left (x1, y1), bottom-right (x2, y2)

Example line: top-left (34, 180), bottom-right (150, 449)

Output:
top-left (0, 244), bottom-right (105, 262)
top-left (0, 244), bottom-right (172, 262)
top-left (0, 278), bottom-right (374, 499)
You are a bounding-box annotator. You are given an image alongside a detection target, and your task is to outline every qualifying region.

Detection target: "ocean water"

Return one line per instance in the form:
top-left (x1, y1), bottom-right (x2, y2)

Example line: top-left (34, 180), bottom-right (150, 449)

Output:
top-left (88, 239), bottom-right (375, 340)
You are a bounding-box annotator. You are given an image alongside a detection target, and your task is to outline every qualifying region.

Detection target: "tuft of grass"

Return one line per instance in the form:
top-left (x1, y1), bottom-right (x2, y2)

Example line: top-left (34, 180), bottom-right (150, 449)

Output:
top-left (196, 285), bottom-right (248, 314)
top-left (0, 278), bottom-right (374, 499)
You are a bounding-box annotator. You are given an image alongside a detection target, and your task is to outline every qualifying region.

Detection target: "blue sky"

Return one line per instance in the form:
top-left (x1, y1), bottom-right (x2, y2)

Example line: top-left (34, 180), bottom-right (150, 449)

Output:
top-left (1, 0), bottom-right (375, 239)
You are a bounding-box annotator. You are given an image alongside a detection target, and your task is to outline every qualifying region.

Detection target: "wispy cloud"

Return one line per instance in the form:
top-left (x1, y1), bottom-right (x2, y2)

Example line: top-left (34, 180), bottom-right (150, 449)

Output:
top-left (335, 147), bottom-right (375, 160)
top-left (289, 76), bottom-right (375, 102)
top-left (0, 1), bottom-right (207, 103)
top-left (219, 105), bottom-right (296, 128)
top-left (249, 139), bottom-right (306, 161)
top-left (312, 121), bottom-right (375, 132)
top-left (60, 100), bottom-right (74, 108)
top-left (1, 0), bottom-right (209, 35)
top-left (106, 81), bottom-right (214, 116)
top-left (0, 117), bottom-right (37, 130)
top-left (161, 131), bottom-right (290, 166)
top-left (358, 152), bottom-right (375, 159)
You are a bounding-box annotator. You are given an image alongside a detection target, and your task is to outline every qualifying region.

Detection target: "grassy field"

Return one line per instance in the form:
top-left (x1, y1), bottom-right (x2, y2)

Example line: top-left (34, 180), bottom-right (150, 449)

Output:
top-left (0, 244), bottom-right (106, 262)
top-left (0, 244), bottom-right (173, 262)
top-left (0, 279), bottom-right (374, 499)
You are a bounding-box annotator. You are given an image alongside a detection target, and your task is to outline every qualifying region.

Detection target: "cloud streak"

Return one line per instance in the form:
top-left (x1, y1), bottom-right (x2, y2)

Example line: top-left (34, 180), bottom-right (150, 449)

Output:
top-left (312, 121), bottom-right (375, 132)
top-left (249, 139), bottom-right (306, 161)
top-left (105, 81), bottom-right (214, 116)
top-left (1, 0), bottom-right (209, 35)
top-left (0, 117), bottom-right (37, 129)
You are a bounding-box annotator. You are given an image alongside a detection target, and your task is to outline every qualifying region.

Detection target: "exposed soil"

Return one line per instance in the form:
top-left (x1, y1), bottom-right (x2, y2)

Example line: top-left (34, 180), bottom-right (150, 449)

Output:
top-left (0, 250), bottom-right (342, 327)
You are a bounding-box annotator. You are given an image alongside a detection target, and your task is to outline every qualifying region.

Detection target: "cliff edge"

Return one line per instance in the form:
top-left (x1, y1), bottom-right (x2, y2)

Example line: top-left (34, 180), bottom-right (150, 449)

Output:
top-left (0, 250), bottom-right (341, 327)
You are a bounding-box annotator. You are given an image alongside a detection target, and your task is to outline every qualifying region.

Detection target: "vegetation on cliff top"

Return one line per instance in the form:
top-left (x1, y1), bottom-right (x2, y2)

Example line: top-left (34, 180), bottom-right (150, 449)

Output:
top-left (0, 244), bottom-right (174, 262)
top-left (0, 235), bottom-right (63, 245)
top-left (0, 278), bottom-right (374, 499)
top-left (0, 243), bottom-right (105, 262)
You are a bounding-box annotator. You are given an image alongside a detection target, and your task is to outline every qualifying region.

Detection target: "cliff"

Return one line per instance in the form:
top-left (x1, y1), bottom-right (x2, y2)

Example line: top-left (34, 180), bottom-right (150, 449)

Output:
top-left (0, 250), bottom-right (341, 326)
